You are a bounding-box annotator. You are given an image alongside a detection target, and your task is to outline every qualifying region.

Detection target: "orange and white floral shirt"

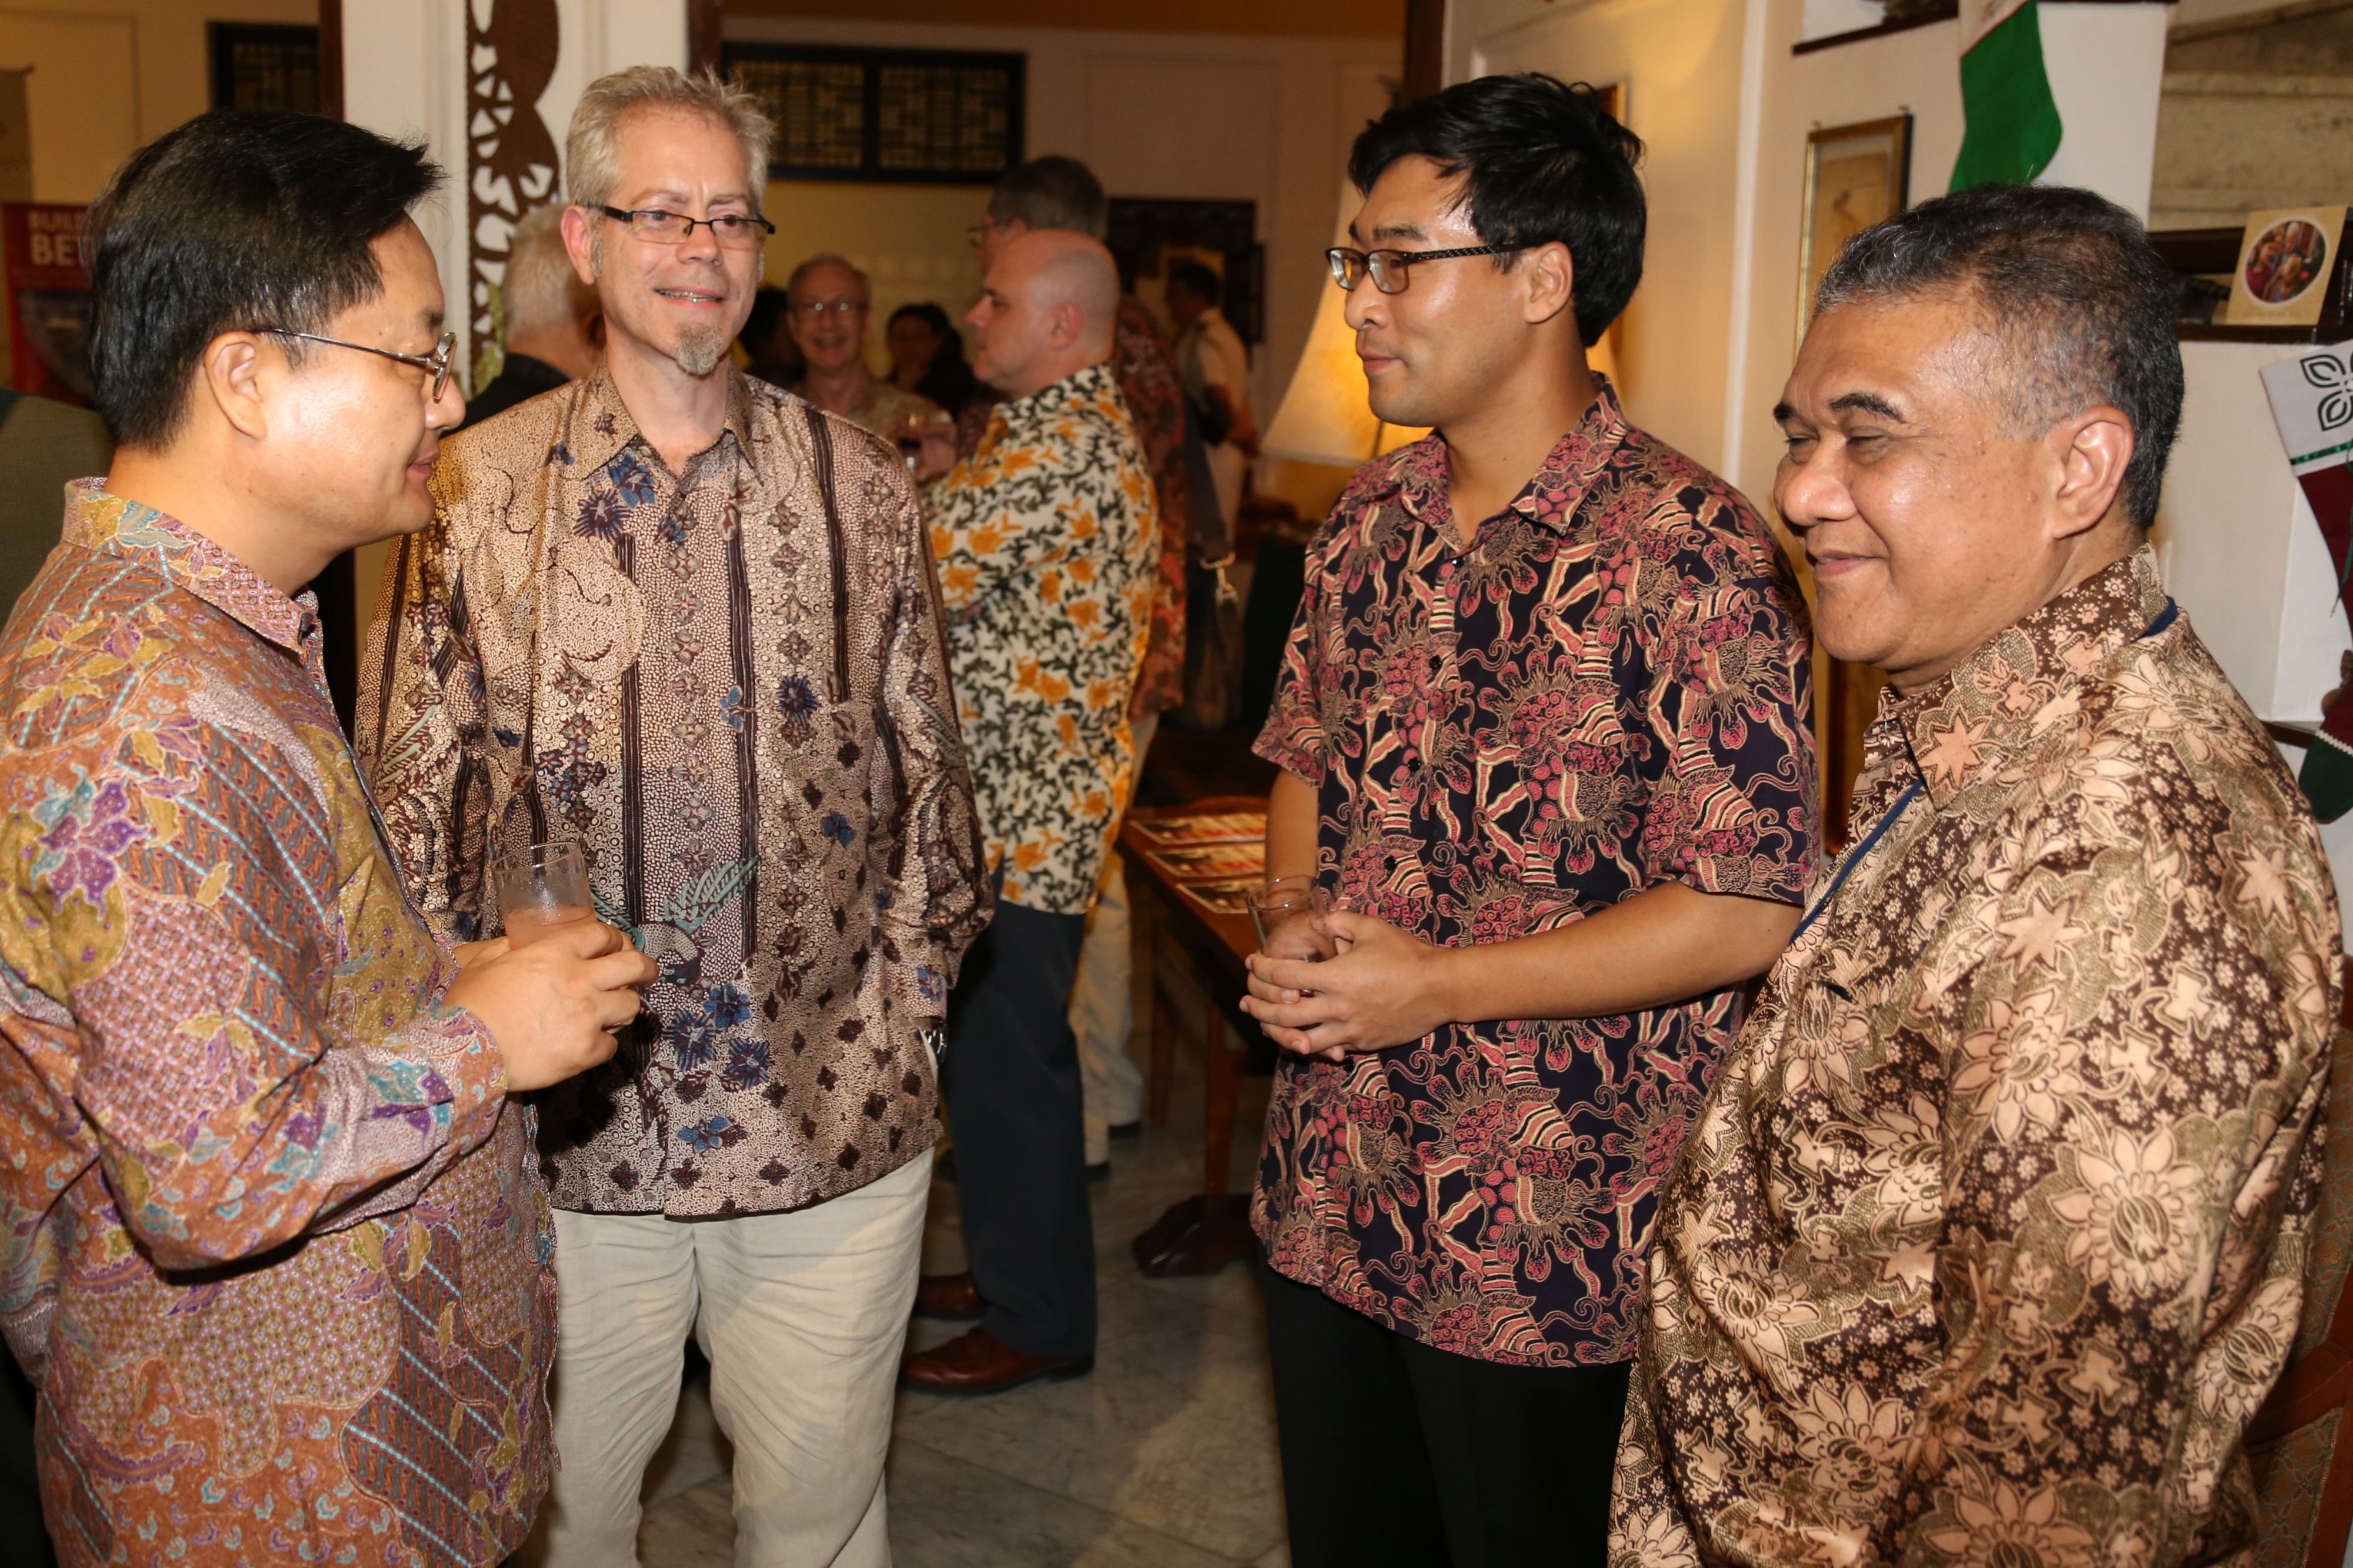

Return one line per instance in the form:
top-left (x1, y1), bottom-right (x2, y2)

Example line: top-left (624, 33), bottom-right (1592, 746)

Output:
top-left (926, 362), bottom-right (1157, 915)
top-left (1612, 547), bottom-right (2339, 1566)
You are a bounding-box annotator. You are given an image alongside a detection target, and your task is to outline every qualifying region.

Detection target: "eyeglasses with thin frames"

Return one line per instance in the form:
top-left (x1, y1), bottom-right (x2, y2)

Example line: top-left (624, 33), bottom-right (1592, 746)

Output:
top-left (256, 327), bottom-right (457, 401)
top-left (596, 205), bottom-right (776, 248)
top-left (1325, 244), bottom-right (1524, 295)
top-left (792, 299), bottom-right (866, 319)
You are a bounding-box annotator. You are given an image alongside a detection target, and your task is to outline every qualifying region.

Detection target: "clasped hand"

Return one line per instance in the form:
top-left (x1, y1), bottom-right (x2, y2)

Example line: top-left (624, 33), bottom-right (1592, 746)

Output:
top-left (1239, 910), bottom-right (1456, 1062)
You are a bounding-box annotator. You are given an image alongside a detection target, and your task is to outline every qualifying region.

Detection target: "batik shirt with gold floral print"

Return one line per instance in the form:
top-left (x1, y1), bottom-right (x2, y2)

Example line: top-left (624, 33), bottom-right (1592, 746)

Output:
top-left (1252, 379), bottom-right (1818, 1365)
top-left (0, 483), bottom-right (552, 1566)
top-left (360, 370), bottom-right (988, 1218)
top-left (1611, 547), bottom-right (2338, 1567)
top-left (926, 361), bottom-right (1158, 915)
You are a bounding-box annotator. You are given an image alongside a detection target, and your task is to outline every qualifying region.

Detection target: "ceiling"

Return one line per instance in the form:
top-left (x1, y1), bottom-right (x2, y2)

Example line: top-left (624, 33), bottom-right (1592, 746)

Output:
top-left (723, 0), bottom-right (1407, 41)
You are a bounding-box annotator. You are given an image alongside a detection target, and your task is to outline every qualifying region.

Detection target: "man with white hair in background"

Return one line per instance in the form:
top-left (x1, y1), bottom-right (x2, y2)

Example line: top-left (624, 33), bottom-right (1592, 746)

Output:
top-left (359, 68), bottom-right (989, 1566)
top-left (901, 229), bottom-right (1157, 1394)
top-left (462, 202), bottom-right (602, 428)
top-left (784, 251), bottom-right (943, 443)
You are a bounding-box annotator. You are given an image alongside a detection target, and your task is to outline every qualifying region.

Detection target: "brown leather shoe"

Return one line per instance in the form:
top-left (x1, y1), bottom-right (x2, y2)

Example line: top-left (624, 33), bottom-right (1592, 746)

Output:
top-left (912, 1270), bottom-right (984, 1321)
top-left (900, 1327), bottom-right (1092, 1395)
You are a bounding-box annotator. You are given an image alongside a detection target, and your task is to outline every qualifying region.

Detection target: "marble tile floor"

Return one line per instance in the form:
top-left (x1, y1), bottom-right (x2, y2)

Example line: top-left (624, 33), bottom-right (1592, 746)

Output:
top-left (634, 989), bottom-right (1290, 1567)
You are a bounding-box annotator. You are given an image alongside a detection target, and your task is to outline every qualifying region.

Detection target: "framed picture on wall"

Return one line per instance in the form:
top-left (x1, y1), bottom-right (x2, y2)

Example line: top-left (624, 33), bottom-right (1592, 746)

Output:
top-left (1796, 114), bottom-right (1911, 342)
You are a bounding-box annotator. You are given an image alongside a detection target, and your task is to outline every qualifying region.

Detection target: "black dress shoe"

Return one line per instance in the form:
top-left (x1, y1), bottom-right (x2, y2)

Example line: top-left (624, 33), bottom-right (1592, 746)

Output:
top-left (1106, 1120), bottom-right (1142, 1140)
top-left (1085, 1160), bottom-right (1109, 1183)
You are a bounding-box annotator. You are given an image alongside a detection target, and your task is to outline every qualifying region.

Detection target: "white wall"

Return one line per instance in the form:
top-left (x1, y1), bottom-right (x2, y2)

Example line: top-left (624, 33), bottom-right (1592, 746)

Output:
top-left (726, 14), bottom-right (1400, 457)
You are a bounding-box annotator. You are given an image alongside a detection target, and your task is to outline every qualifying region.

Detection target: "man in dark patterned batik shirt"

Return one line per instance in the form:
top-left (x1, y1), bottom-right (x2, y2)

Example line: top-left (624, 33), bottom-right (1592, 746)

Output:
top-left (361, 70), bottom-right (987, 1567)
top-left (1238, 75), bottom-right (1818, 1565)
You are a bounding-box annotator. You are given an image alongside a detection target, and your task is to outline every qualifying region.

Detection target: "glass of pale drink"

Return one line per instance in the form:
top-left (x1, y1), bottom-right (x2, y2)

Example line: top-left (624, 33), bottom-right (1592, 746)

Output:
top-left (493, 840), bottom-right (594, 947)
top-left (1247, 876), bottom-right (1336, 961)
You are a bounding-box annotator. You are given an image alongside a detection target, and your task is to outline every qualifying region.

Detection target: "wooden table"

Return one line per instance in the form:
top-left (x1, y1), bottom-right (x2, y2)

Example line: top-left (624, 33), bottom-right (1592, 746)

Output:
top-left (1120, 795), bottom-right (1272, 1277)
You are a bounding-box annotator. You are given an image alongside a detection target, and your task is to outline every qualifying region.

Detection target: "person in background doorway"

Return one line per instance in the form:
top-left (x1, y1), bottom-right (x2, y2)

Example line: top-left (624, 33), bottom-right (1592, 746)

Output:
top-left (901, 229), bottom-right (1156, 1394)
top-left (1, 108), bottom-right (649, 1568)
top-left (360, 69), bottom-right (988, 1567)
top-left (738, 282), bottom-right (803, 389)
top-left (1165, 258), bottom-right (1258, 531)
top-left (957, 154), bottom-right (1188, 1184)
top-left (465, 201), bottom-right (603, 428)
top-left (1611, 184), bottom-right (2338, 1568)
top-left (787, 253), bottom-right (943, 443)
top-left (888, 301), bottom-right (985, 419)
top-left (1237, 75), bottom-right (1817, 1565)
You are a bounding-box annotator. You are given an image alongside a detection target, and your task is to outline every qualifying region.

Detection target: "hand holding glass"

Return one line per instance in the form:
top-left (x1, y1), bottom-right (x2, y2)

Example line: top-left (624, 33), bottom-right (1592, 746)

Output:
top-left (494, 841), bottom-right (595, 948)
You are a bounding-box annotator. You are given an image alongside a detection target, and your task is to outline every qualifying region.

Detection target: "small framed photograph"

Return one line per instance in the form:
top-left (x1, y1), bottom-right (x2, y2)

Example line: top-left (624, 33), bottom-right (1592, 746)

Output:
top-left (1130, 809), bottom-right (1265, 848)
top-left (1179, 878), bottom-right (1259, 918)
top-left (2228, 206), bottom-right (2347, 327)
top-left (1146, 842), bottom-right (1266, 882)
top-left (1797, 115), bottom-right (1912, 341)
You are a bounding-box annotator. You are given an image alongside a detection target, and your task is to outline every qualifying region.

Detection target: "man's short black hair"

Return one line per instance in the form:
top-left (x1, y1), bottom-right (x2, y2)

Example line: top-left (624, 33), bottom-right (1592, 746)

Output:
top-left (85, 110), bottom-right (442, 449)
top-left (1348, 74), bottom-right (1644, 346)
top-left (1166, 259), bottom-right (1221, 309)
top-left (988, 155), bottom-right (1108, 241)
top-left (1815, 183), bottom-right (2183, 529)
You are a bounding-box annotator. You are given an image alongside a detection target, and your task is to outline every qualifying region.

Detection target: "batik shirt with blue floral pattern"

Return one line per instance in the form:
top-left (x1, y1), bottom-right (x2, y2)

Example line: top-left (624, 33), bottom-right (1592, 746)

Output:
top-left (360, 369), bottom-right (989, 1217)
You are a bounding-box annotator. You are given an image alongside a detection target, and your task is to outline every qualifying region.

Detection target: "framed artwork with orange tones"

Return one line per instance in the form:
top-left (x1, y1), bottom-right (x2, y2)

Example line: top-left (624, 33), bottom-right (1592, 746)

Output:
top-left (1797, 115), bottom-right (1911, 342)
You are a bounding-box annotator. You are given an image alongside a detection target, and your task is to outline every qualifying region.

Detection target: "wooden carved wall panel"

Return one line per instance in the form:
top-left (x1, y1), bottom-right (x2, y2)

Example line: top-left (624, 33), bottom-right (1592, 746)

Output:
top-left (466, 0), bottom-right (561, 391)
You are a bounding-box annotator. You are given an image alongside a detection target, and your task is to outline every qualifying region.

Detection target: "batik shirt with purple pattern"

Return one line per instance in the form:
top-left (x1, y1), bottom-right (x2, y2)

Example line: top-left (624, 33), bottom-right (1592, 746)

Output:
top-left (0, 483), bottom-right (551, 1566)
top-left (1251, 379), bottom-right (1818, 1365)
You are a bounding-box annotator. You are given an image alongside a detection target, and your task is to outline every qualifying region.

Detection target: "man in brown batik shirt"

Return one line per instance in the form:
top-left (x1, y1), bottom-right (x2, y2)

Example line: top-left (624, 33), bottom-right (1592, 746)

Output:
top-left (361, 70), bottom-right (986, 1568)
top-left (1612, 185), bottom-right (2338, 1568)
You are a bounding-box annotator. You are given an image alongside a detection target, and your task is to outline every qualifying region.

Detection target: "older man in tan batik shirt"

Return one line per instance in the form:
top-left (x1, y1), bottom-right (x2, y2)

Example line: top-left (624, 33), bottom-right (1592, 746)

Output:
top-left (1612, 186), bottom-right (2338, 1568)
top-left (361, 70), bottom-right (986, 1568)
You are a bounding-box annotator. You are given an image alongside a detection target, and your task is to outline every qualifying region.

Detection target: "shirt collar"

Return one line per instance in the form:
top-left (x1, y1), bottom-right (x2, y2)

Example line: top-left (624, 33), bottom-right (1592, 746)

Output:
top-left (1371, 372), bottom-right (1632, 540)
top-left (564, 365), bottom-right (754, 475)
top-left (994, 360), bottom-right (1118, 431)
top-left (60, 479), bottom-right (315, 655)
top-left (1893, 542), bottom-right (2171, 809)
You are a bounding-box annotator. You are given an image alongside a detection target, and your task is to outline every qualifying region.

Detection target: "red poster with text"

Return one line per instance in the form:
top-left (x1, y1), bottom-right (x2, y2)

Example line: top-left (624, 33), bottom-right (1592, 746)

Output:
top-left (4, 203), bottom-right (93, 406)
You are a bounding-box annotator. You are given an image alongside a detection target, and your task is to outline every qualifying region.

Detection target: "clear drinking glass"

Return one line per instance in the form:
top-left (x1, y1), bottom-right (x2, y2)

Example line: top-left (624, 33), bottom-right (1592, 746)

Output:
top-left (1247, 875), bottom-right (1336, 960)
top-left (493, 840), bottom-right (594, 948)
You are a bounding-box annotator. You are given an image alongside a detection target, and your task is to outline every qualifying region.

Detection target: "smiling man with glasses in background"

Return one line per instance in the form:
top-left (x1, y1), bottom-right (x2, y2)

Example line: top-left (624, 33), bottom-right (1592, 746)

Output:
top-left (1235, 74), bottom-right (1817, 1566)
top-left (359, 68), bottom-right (988, 1567)
top-left (0, 110), bottom-right (655, 1567)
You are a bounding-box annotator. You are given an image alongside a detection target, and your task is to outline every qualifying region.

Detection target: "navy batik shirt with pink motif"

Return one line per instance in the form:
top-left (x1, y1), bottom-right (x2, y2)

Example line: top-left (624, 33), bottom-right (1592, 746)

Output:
top-left (1251, 378), bottom-right (1818, 1365)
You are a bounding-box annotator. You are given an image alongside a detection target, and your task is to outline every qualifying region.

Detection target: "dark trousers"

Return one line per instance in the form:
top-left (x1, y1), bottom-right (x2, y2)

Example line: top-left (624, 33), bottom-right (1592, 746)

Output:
top-left (1258, 1263), bottom-right (1630, 1568)
top-left (939, 897), bottom-right (1096, 1360)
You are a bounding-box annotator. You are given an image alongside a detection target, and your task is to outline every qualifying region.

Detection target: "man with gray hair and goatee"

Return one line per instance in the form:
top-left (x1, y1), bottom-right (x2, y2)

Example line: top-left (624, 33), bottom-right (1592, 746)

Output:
top-left (359, 67), bottom-right (990, 1566)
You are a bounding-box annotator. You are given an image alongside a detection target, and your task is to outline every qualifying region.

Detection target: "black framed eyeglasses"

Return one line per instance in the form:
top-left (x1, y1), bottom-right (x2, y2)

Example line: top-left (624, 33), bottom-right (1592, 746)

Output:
top-left (1325, 244), bottom-right (1524, 295)
top-left (596, 205), bottom-right (775, 248)
top-left (258, 327), bottom-right (457, 401)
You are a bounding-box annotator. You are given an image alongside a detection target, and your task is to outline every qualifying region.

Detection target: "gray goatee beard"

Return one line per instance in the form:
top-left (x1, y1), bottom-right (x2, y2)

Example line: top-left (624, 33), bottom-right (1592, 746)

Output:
top-left (673, 325), bottom-right (726, 378)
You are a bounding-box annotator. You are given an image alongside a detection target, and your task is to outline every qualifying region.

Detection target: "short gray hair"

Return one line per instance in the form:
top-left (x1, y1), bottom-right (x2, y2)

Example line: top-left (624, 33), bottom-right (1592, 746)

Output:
top-left (501, 203), bottom-right (594, 335)
top-left (1814, 184), bottom-right (2182, 529)
top-left (987, 156), bottom-right (1107, 239)
top-left (566, 66), bottom-right (773, 213)
top-left (786, 252), bottom-right (869, 306)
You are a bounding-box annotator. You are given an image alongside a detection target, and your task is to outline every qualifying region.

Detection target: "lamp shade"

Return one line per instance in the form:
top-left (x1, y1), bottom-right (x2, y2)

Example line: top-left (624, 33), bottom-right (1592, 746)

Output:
top-left (1262, 180), bottom-right (1432, 468)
